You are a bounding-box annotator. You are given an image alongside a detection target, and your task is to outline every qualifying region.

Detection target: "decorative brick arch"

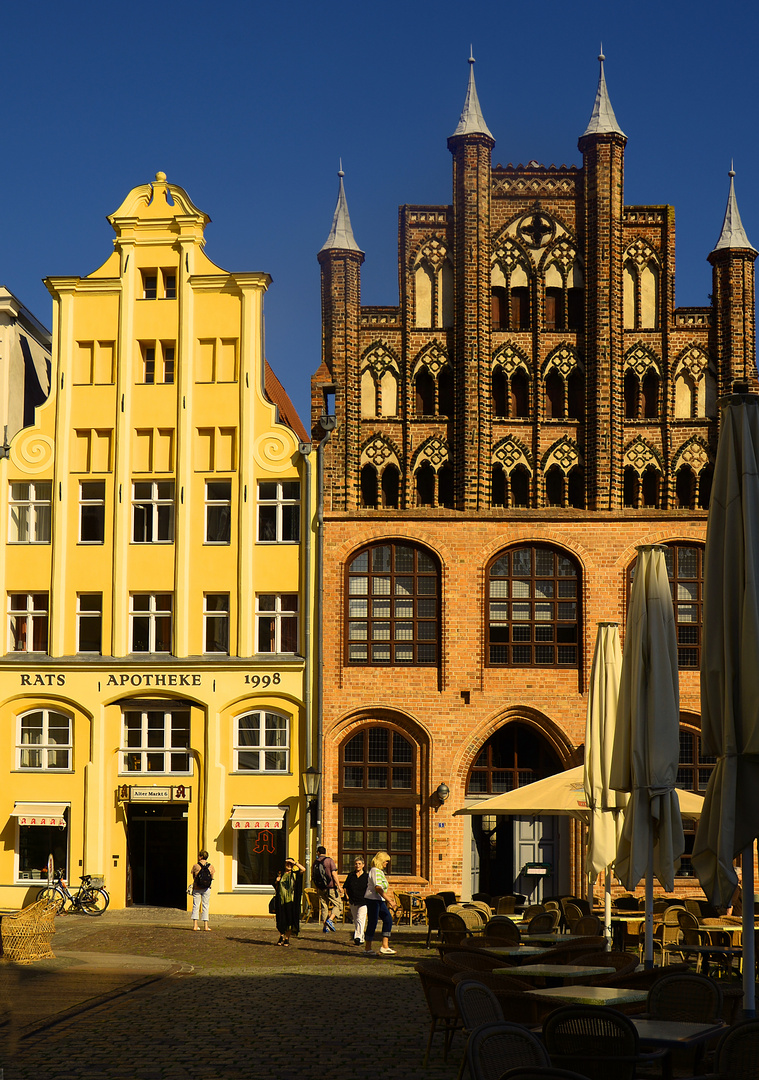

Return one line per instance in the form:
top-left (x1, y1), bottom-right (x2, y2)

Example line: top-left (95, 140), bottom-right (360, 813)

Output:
top-left (674, 344), bottom-right (709, 380)
top-left (541, 237), bottom-right (583, 280)
top-left (360, 434), bottom-right (401, 471)
top-left (672, 436), bottom-right (713, 476)
top-left (542, 344), bottom-right (583, 378)
top-left (493, 435), bottom-right (533, 474)
top-left (411, 340), bottom-right (449, 378)
top-left (623, 237), bottom-right (660, 269)
top-left (412, 436), bottom-right (449, 472)
top-left (360, 340), bottom-right (401, 377)
top-left (542, 436), bottom-right (582, 473)
top-left (491, 234), bottom-right (532, 277)
top-left (624, 342), bottom-right (662, 377)
top-left (623, 436), bottom-right (663, 474)
top-left (492, 342), bottom-right (531, 375)
top-left (411, 235), bottom-right (450, 271)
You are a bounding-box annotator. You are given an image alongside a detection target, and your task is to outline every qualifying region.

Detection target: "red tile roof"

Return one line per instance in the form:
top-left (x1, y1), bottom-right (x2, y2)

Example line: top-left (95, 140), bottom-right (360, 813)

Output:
top-left (264, 361), bottom-right (309, 443)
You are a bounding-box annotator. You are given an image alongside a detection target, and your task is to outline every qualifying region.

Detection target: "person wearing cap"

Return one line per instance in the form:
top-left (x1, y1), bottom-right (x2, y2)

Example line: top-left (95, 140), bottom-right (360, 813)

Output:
top-left (274, 856), bottom-right (305, 946)
top-left (313, 844), bottom-right (341, 932)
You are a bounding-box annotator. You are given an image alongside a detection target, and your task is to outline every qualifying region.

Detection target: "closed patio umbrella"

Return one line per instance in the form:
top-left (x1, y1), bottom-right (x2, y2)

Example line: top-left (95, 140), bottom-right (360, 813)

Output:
top-left (692, 393), bottom-right (759, 1017)
top-left (610, 545), bottom-right (684, 968)
top-left (584, 622), bottom-right (626, 945)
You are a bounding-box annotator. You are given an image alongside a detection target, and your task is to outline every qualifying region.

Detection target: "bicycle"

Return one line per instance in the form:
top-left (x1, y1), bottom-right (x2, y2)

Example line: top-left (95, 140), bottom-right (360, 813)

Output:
top-left (36, 870), bottom-right (110, 916)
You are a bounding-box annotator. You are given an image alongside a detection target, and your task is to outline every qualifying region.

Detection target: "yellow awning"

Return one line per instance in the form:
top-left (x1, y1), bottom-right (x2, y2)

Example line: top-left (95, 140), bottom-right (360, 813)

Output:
top-left (230, 806), bottom-right (285, 830)
top-left (11, 803), bottom-right (67, 827)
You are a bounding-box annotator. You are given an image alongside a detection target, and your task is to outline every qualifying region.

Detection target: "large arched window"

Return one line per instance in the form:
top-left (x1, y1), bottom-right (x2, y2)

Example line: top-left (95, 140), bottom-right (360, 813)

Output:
top-left (346, 542), bottom-right (440, 666)
top-left (338, 724), bottom-right (417, 875)
top-left (487, 545), bottom-right (580, 667)
top-left (17, 709), bottom-right (72, 770)
top-left (467, 723), bottom-right (562, 795)
top-left (628, 544), bottom-right (703, 669)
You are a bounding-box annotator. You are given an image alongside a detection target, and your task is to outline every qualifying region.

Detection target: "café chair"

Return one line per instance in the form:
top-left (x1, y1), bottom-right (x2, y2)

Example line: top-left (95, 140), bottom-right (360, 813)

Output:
top-left (525, 911), bottom-right (559, 935)
top-left (523, 904), bottom-right (545, 919)
top-left (454, 980), bottom-right (504, 1080)
top-left (705, 1018), bottom-right (759, 1080)
top-left (500, 1069), bottom-right (592, 1080)
top-left (483, 916), bottom-right (521, 946)
top-left (415, 959), bottom-right (460, 1066)
top-left (466, 1022), bottom-right (549, 1080)
top-left (573, 915), bottom-right (602, 937)
top-left (646, 972), bottom-right (723, 1073)
top-left (440, 911), bottom-right (475, 946)
top-left (472, 892), bottom-right (493, 906)
top-left (425, 894), bottom-right (447, 949)
top-left (573, 949), bottom-right (637, 982)
top-left (443, 950), bottom-right (514, 975)
top-left (449, 905), bottom-right (490, 932)
top-left (452, 971), bottom-right (545, 1027)
top-left (497, 896), bottom-right (517, 915)
top-left (563, 902), bottom-right (585, 932)
top-left (439, 890), bottom-right (458, 907)
top-left (543, 1005), bottom-right (666, 1080)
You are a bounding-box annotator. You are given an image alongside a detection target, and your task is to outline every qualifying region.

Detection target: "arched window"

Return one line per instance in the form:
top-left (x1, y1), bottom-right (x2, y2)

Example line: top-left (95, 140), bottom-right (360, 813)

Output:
top-left (641, 467), bottom-right (660, 508)
top-left (567, 370), bottom-right (584, 421)
top-left (415, 462), bottom-right (435, 507)
top-left (642, 371), bottom-right (660, 418)
top-left (437, 463), bottom-right (454, 508)
top-left (567, 287), bottom-right (584, 331)
top-left (438, 366), bottom-right (454, 416)
top-left (623, 467), bottom-right (639, 509)
top-left (676, 726), bottom-right (717, 877)
top-left (628, 544), bottom-right (703, 669)
top-left (545, 466), bottom-right (564, 507)
top-left (492, 466), bottom-right (506, 507)
top-left (346, 542), bottom-right (440, 666)
top-left (467, 723), bottom-right (562, 795)
top-left (675, 466), bottom-right (695, 509)
top-left (698, 466), bottom-right (713, 510)
top-left (487, 545), bottom-right (580, 667)
top-left (360, 464), bottom-right (378, 508)
top-left (567, 467), bottom-right (584, 510)
top-left (511, 369), bottom-right (529, 417)
top-left (545, 287), bottom-right (564, 331)
top-left (546, 371), bottom-right (565, 419)
top-left (338, 724), bottom-right (417, 875)
top-left (415, 368), bottom-right (435, 415)
top-left (624, 370), bottom-right (639, 419)
top-left (17, 709), bottom-right (72, 770)
top-left (381, 465), bottom-right (399, 509)
top-left (492, 367), bottom-right (507, 417)
top-left (511, 466), bottom-right (530, 508)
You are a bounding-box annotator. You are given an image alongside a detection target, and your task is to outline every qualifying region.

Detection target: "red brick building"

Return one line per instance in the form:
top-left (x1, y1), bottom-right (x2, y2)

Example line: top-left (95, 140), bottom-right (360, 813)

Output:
top-left (311, 55), bottom-right (756, 901)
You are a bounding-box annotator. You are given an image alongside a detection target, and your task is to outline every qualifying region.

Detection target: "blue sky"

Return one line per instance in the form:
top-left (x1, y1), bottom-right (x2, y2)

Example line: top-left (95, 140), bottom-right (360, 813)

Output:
top-left (3, 1), bottom-right (757, 425)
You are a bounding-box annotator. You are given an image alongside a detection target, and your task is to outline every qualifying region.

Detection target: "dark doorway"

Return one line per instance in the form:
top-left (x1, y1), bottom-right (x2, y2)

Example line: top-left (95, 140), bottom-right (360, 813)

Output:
top-left (127, 804), bottom-right (188, 908)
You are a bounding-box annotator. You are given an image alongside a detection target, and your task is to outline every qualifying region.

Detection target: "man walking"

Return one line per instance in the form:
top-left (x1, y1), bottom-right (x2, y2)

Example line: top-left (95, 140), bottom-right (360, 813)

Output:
top-left (313, 844), bottom-right (340, 932)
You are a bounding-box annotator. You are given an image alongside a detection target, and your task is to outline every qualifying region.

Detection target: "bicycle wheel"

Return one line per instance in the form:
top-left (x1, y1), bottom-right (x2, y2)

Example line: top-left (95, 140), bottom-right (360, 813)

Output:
top-left (36, 886), bottom-right (67, 914)
top-left (80, 887), bottom-right (109, 915)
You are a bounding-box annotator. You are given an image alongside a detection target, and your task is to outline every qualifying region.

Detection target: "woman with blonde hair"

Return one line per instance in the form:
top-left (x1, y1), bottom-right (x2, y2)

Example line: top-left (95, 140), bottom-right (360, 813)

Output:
top-left (363, 851), bottom-right (395, 957)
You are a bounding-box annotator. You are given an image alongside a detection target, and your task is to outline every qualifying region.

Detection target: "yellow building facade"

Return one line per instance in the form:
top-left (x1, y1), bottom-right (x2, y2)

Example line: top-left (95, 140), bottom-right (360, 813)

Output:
top-left (0, 173), bottom-right (316, 914)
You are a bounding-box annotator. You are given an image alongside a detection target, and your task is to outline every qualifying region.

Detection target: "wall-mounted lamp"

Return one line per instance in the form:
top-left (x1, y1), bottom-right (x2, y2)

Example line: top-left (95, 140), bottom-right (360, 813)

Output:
top-left (303, 766), bottom-right (321, 830)
top-left (435, 783), bottom-right (450, 805)
top-left (0, 426), bottom-right (10, 459)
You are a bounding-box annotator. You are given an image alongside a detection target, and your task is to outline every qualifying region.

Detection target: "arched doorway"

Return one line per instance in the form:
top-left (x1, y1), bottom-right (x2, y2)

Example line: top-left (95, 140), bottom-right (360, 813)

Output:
top-left (466, 722), bottom-right (563, 901)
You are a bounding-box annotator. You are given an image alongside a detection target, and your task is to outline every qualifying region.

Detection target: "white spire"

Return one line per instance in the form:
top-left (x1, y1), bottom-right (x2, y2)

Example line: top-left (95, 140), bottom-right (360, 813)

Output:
top-left (712, 164), bottom-right (756, 254)
top-left (451, 49), bottom-right (494, 140)
top-left (582, 48), bottom-right (625, 138)
top-left (319, 161), bottom-right (362, 254)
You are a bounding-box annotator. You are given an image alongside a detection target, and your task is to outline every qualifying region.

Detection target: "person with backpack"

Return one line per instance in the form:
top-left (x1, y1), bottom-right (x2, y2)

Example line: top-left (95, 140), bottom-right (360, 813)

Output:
top-left (190, 849), bottom-right (215, 930)
top-left (312, 844), bottom-right (340, 932)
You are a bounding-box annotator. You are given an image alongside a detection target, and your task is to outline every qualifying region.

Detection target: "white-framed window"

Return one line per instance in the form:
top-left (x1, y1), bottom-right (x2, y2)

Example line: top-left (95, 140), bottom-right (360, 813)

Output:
top-left (17, 710), bottom-right (72, 770)
top-left (15, 805), bottom-right (69, 883)
top-left (204, 593), bottom-right (229, 653)
top-left (9, 481), bottom-right (52, 543)
top-left (205, 480), bottom-right (231, 543)
top-left (79, 480), bottom-right (105, 543)
top-left (256, 594), bottom-right (298, 653)
top-left (234, 711), bottom-right (289, 772)
top-left (132, 481), bottom-right (175, 542)
top-left (77, 593), bottom-right (102, 653)
top-left (9, 592), bottom-right (49, 653)
top-left (257, 481), bottom-right (300, 543)
top-left (233, 811), bottom-right (287, 889)
top-left (130, 593), bottom-right (172, 653)
top-left (121, 708), bottom-right (190, 773)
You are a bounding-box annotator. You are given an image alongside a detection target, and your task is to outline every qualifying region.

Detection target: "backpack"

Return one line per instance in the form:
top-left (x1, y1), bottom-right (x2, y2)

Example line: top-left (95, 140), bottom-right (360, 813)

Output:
top-left (195, 862), bottom-right (212, 890)
top-left (312, 857), bottom-right (331, 891)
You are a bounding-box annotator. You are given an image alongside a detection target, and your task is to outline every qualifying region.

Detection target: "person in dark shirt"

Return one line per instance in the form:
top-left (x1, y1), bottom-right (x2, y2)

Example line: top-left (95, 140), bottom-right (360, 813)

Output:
top-left (343, 856), bottom-right (369, 945)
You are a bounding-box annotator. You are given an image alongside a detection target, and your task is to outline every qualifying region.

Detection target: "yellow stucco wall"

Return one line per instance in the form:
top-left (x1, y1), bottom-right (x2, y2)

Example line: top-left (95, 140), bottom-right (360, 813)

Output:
top-left (0, 174), bottom-right (316, 915)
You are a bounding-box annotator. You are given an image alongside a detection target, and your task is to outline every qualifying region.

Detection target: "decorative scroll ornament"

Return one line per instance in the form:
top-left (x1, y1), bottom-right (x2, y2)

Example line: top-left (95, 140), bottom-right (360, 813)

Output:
top-left (546, 240), bottom-right (579, 274)
top-left (253, 431), bottom-right (294, 473)
top-left (492, 238), bottom-right (529, 274)
top-left (11, 433), bottom-right (54, 473)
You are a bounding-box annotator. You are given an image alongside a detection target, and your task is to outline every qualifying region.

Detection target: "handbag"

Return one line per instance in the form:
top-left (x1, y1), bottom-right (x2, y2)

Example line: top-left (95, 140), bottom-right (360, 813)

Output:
top-left (187, 885), bottom-right (193, 896)
top-left (268, 894), bottom-right (277, 914)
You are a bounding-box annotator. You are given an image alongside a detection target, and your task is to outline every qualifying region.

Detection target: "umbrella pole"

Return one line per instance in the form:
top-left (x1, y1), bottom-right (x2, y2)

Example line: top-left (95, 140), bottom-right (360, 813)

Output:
top-left (743, 845), bottom-right (756, 1018)
top-left (604, 864), bottom-right (612, 951)
top-left (645, 824), bottom-right (654, 969)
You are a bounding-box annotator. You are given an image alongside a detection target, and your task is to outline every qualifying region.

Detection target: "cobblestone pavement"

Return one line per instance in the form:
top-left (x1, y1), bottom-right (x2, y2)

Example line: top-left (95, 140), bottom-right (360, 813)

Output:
top-left (1, 908), bottom-right (459, 1080)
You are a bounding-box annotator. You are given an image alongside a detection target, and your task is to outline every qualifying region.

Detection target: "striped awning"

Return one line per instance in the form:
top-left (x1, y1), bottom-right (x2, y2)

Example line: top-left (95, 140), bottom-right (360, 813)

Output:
top-left (230, 806), bottom-right (285, 830)
top-left (11, 803), bottom-right (67, 827)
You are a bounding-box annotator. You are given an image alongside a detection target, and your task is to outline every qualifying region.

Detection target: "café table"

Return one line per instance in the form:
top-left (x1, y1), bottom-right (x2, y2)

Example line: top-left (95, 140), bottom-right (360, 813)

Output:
top-left (519, 933), bottom-right (588, 943)
top-left (494, 963), bottom-right (615, 988)
top-left (481, 945), bottom-right (553, 961)
top-left (630, 1018), bottom-right (726, 1049)
top-left (673, 942), bottom-right (743, 978)
top-left (525, 985), bottom-right (648, 1007)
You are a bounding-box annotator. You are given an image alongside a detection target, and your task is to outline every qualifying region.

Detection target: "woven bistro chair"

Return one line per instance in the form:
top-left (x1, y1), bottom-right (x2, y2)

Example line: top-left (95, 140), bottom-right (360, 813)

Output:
top-left (440, 912), bottom-right (474, 946)
top-left (440, 891), bottom-right (458, 907)
top-left (500, 1069), bottom-right (594, 1080)
top-left (0, 899), bottom-right (56, 963)
top-left (543, 1005), bottom-right (666, 1080)
top-left (449, 905), bottom-right (489, 932)
top-left (425, 894), bottom-right (448, 949)
top-left (472, 892), bottom-right (493, 906)
top-left (705, 1019), bottom-right (759, 1080)
top-left (572, 915), bottom-right (601, 937)
top-left (443, 950), bottom-right (515, 975)
top-left (466, 1022), bottom-right (549, 1080)
top-left (496, 896), bottom-right (517, 915)
top-left (572, 950), bottom-right (637, 983)
top-left (522, 904), bottom-right (545, 919)
top-left (647, 971), bottom-right (723, 1022)
top-left (395, 892), bottom-right (413, 926)
top-left (415, 959), bottom-right (461, 1066)
top-left (563, 902), bottom-right (585, 932)
top-left (483, 917), bottom-right (521, 946)
top-left (454, 980), bottom-right (504, 1080)
top-left (524, 912), bottom-right (558, 935)
top-left (452, 972), bottom-right (546, 1027)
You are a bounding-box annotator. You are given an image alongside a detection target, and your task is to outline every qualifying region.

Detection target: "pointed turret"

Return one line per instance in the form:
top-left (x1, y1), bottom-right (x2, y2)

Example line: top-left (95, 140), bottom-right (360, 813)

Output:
top-left (450, 50), bottom-right (493, 140)
top-left (320, 163), bottom-right (362, 254)
top-left (711, 165), bottom-right (756, 255)
top-left (582, 49), bottom-right (625, 138)
top-left (709, 165), bottom-right (758, 395)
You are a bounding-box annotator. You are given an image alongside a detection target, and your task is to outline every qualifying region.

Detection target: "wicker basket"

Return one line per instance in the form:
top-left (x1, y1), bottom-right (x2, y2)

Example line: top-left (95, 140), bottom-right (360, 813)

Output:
top-left (1, 899), bottom-right (56, 964)
top-left (88, 875), bottom-right (105, 888)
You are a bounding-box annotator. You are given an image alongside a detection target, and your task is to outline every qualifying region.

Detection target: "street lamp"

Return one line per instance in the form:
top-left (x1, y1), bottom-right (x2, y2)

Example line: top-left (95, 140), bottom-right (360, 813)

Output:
top-left (303, 766), bottom-right (321, 830)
